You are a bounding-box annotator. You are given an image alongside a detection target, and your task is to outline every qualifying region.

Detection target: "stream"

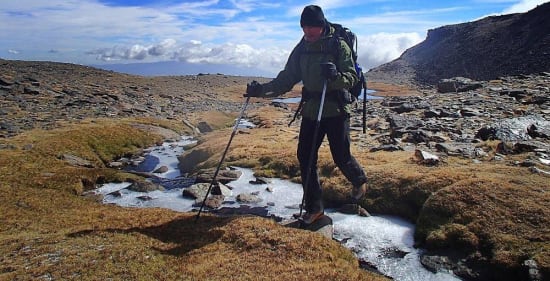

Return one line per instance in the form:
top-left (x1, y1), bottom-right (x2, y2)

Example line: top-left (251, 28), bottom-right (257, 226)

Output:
top-left (93, 134), bottom-right (461, 281)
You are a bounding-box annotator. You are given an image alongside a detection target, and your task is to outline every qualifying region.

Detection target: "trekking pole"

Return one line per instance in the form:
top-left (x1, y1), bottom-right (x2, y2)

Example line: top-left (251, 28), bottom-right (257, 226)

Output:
top-left (298, 79), bottom-right (328, 218)
top-left (195, 97), bottom-right (251, 222)
top-left (362, 73), bottom-right (367, 134)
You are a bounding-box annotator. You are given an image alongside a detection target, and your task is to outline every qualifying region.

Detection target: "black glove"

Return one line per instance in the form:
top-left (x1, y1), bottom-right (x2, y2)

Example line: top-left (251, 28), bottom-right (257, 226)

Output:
top-left (244, 80), bottom-right (263, 97)
top-left (320, 62), bottom-right (338, 81)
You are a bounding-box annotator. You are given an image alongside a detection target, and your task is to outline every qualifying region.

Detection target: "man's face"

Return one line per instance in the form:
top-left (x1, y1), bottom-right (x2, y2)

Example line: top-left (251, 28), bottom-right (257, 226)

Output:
top-left (302, 26), bottom-right (323, 42)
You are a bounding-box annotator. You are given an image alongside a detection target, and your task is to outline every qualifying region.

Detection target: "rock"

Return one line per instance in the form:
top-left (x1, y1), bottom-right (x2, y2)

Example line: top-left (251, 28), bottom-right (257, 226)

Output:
top-left (127, 180), bottom-right (163, 192)
top-left (236, 192), bottom-right (263, 203)
top-left (370, 144), bottom-right (403, 152)
top-left (182, 183), bottom-right (210, 199)
top-left (211, 182), bottom-right (232, 197)
top-left (177, 149), bottom-right (212, 174)
top-left (523, 259), bottom-right (542, 281)
top-left (61, 154), bottom-right (95, 168)
top-left (193, 195), bottom-right (224, 209)
top-left (197, 121), bottom-right (213, 133)
top-left (281, 215), bottom-right (334, 239)
top-left (153, 166), bottom-right (169, 173)
top-left (137, 195), bottom-right (153, 201)
top-left (249, 177), bottom-right (270, 185)
top-left (414, 149), bottom-right (440, 165)
top-left (108, 161), bottom-right (125, 168)
top-left (337, 203), bottom-right (371, 217)
top-left (437, 77), bottom-right (483, 93)
top-left (107, 190), bottom-right (122, 197)
top-left (475, 115), bottom-right (550, 142)
top-left (194, 168), bottom-right (242, 184)
top-left (435, 142), bottom-right (486, 158)
top-left (529, 166), bottom-right (550, 177)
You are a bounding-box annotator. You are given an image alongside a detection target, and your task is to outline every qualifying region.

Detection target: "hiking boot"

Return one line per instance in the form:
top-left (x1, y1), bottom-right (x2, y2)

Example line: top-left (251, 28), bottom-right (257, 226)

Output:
top-left (351, 182), bottom-right (367, 201)
top-left (299, 211), bottom-right (324, 224)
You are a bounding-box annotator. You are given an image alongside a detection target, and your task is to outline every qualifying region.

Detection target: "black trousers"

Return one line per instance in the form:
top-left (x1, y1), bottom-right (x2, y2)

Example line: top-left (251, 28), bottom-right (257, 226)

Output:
top-left (297, 115), bottom-right (367, 213)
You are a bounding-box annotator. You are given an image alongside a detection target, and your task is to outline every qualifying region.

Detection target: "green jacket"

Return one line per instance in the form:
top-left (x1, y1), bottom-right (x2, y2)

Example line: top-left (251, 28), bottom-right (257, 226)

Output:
top-left (260, 25), bottom-right (358, 120)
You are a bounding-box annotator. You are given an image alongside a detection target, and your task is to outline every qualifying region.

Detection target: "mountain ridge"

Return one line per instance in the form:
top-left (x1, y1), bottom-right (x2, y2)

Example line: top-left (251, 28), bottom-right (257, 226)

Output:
top-left (368, 2), bottom-right (550, 86)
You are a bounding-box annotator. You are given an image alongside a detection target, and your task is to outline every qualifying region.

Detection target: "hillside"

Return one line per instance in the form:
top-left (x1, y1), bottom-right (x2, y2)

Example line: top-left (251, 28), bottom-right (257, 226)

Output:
top-left (368, 2), bottom-right (550, 86)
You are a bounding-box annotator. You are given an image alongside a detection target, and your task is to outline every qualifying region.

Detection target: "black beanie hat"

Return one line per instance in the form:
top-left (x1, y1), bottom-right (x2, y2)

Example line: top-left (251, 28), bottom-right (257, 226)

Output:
top-left (300, 5), bottom-right (326, 27)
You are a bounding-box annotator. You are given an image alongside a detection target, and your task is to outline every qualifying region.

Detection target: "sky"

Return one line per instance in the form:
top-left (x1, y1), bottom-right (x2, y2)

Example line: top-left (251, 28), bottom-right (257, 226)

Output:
top-left (1, 0), bottom-right (548, 77)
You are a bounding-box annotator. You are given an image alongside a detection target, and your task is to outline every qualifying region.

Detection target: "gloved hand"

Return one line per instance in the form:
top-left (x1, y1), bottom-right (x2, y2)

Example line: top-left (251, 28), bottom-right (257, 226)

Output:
top-left (320, 62), bottom-right (338, 81)
top-left (244, 80), bottom-right (263, 97)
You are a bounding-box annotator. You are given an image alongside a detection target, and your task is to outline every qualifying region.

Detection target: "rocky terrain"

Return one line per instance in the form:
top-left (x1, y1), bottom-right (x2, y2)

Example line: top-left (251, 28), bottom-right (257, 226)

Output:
top-left (1, 57), bottom-right (549, 280)
top-left (357, 74), bottom-right (550, 167)
top-left (0, 59), bottom-right (269, 138)
top-left (368, 2), bottom-right (550, 86)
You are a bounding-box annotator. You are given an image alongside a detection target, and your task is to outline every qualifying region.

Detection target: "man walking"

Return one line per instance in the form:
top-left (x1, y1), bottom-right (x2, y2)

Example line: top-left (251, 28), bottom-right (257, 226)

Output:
top-left (244, 5), bottom-right (367, 224)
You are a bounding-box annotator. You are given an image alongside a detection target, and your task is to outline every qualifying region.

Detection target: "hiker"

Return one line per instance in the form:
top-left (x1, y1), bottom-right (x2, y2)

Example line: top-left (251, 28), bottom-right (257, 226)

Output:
top-left (244, 5), bottom-right (367, 224)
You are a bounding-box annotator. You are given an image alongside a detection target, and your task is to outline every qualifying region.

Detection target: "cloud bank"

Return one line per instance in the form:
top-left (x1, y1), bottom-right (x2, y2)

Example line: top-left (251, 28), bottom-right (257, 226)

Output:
top-left (1, 0), bottom-right (547, 76)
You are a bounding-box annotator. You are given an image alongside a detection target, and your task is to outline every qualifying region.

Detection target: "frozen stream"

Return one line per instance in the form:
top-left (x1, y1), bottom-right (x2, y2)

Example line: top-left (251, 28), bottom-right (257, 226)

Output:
top-left (94, 135), bottom-right (461, 281)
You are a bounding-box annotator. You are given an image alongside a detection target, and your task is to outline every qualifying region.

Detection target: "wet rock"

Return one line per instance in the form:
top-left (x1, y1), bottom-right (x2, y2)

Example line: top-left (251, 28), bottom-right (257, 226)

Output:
top-left (107, 190), bottom-right (122, 197)
top-left (211, 182), bottom-right (232, 196)
top-left (182, 183), bottom-right (210, 199)
top-left (380, 247), bottom-right (409, 259)
top-left (236, 192), bottom-right (263, 203)
top-left (337, 203), bottom-right (371, 217)
top-left (249, 177), bottom-right (270, 185)
top-left (193, 195), bottom-right (224, 209)
top-left (137, 195), bottom-right (153, 201)
top-left (153, 166), bottom-right (169, 173)
top-left (194, 168), bottom-right (242, 184)
top-left (127, 180), bottom-right (163, 192)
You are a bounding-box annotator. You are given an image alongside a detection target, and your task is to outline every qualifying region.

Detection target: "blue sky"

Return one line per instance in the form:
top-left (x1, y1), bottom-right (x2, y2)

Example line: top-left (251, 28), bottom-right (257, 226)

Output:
top-left (1, 0), bottom-right (547, 76)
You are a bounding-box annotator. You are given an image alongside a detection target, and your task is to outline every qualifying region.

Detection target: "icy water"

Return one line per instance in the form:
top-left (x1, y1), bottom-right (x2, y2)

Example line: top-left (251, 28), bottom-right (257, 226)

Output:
top-left (94, 135), bottom-right (461, 281)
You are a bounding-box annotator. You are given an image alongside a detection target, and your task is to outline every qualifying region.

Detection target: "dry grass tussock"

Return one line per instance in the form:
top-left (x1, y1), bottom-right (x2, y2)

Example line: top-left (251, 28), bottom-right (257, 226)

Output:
top-left (195, 105), bottom-right (549, 278)
top-left (0, 117), bottom-right (386, 280)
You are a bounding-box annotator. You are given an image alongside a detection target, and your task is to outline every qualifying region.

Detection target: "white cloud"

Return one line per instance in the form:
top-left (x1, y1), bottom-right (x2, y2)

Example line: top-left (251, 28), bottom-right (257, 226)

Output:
top-left (502, 0), bottom-right (549, 13)
top-left (358, 32), bottom-right (423, 71)
top-left (8, 49), bottom-right (20, 54)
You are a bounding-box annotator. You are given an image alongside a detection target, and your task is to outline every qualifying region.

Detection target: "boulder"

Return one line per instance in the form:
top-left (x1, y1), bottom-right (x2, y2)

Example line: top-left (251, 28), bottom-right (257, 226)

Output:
top-left (437, 77), bottom-right (483, 93)
top-left (182, 183), bottom-right (210, 199)
top-left (177, 149), bottom-right (212, 174)
top-left (476, 115), bottom-right (550, 141)
top-left (236, 192), bottom-right (263, 204)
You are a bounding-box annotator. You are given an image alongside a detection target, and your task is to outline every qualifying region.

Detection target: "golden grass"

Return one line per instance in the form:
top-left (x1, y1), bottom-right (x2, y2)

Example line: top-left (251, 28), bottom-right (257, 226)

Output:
top-left (0, 116), bottom-right (387, 280)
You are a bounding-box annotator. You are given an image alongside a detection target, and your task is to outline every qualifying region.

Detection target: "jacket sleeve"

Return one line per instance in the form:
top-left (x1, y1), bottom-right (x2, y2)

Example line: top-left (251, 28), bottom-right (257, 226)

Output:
top-left (329, 39), bottom-right (358, 91)
top-left (260, 42), bottom-right (303, 97)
